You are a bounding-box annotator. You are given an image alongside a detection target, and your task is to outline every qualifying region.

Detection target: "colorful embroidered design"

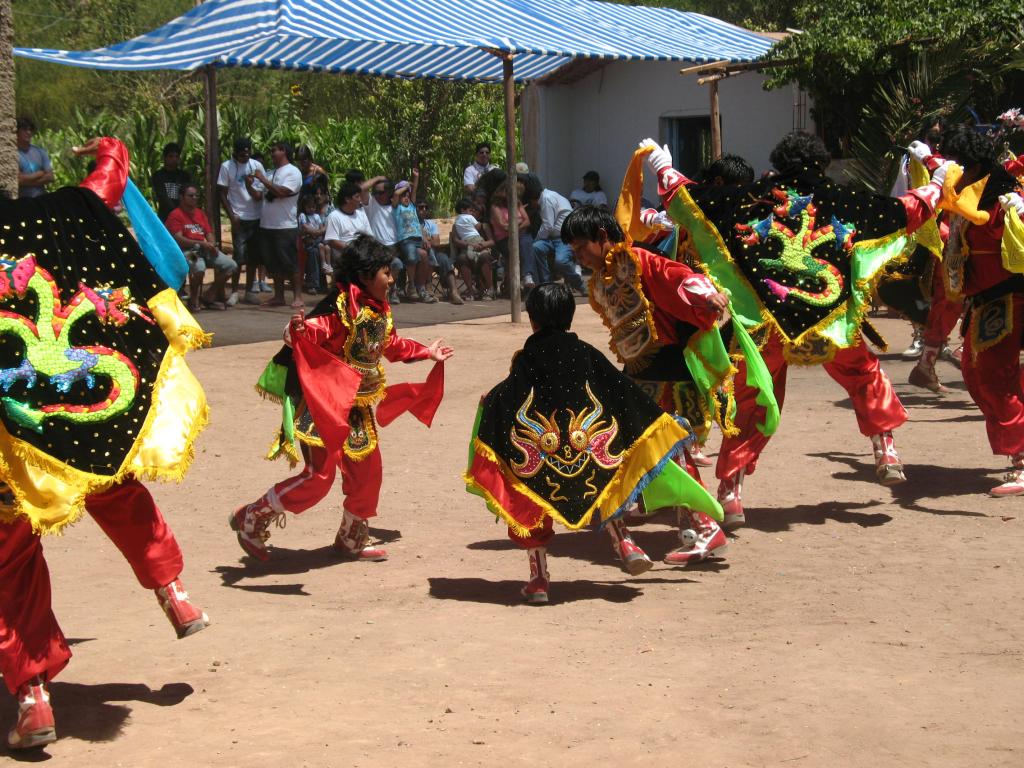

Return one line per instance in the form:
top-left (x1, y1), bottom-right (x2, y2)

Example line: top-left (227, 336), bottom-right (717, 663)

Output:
top-left (735, 189), bottom-right (852, 309)
top-left (0, 255), bottom-right (139, 432)
top-left (589, 243), bottom-right (660, 372)
top-left (509, 383), bottom-right (622, 479)
top-left (970, 294), bottom-right (1013, 357)
top-left (338, 290), bottom-right (391, 404)
top-left (344, 404), bottom-right (377, 461)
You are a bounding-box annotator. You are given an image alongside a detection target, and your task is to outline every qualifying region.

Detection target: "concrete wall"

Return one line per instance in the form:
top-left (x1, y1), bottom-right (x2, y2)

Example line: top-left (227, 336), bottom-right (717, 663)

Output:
top-left (525, 60), bottom-right (811, 205)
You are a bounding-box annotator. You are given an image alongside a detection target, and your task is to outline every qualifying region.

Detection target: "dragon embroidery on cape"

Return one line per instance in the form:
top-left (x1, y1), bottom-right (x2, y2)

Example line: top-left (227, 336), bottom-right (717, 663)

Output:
top-left (735, 188), bottom-right (854, 308)
top-left (0, 254), bottom-right (140, 432)
top-left (509, 382), bottom-right (623, 479)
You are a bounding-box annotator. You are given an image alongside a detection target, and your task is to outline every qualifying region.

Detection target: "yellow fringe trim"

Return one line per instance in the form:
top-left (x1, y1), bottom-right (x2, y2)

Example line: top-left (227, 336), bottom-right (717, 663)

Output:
top-left (467, 414), bottom-right (689, 534)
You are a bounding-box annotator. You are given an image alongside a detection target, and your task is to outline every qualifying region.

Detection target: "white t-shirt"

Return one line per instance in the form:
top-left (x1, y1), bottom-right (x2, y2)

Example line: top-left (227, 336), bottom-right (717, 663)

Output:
top-left (217, 157), bottom-right (266, 221)
top-left (259, 163), bottom-right (302, 230)
top-left (569, 188), bottom-right (609, 208)
top-left (453, 213), bottom-right (482, 241)
top-left (325, 208), bottom-right (372, 247)
top-left (365, 197), bottom-right (397, 246)
top-left (463, 161), bottom-right (496, 189)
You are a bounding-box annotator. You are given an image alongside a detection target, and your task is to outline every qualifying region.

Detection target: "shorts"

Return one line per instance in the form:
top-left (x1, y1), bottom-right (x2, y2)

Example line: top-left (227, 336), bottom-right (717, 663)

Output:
top-left (397, 237), bottom-right (425, 267)
top-left (185, 245), bottom-right (238, 276)
top-left (458, 236), bottom-right (492, 265)
top-left (260, 227), bottom-right (299, 276)
top-left (232, 219), bottom-right (260, 265)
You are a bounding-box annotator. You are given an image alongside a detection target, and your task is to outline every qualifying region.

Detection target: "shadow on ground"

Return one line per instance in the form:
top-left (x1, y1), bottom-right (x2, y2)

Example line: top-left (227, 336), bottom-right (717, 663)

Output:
top-left (428, 577), bottom-right (643, 605)
top-left (1, 682), bottom-right (193, 757)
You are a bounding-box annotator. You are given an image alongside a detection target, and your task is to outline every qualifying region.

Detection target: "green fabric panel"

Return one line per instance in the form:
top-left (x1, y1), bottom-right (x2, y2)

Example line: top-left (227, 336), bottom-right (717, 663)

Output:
top-left (256, 360), bottom-right (288, 399)
top-left (731, 315), bottom-right (780, 437)
top-left (641, 459), bottom-right (724, 522)
top-left (684, 326), bottom-right (736, 426)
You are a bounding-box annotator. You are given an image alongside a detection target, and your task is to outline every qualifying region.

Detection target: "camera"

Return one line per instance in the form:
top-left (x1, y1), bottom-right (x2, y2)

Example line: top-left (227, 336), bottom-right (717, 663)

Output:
top-left (265, 189), bottom-right (277, 202)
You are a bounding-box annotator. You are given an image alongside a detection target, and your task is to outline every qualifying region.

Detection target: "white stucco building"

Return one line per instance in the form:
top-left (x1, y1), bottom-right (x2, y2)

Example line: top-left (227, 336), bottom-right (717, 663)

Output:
top-left (522, 59), bottom-right (812, 205)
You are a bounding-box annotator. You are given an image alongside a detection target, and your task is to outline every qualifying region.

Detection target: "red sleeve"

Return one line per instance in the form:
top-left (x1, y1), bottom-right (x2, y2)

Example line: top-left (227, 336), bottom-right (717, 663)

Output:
top-left (300, 312), bottom-right (346, 353)
top-left (899, 183), bottom-right (942, 235)
top-left (636, 248), bottom-right (718, 331)
top-left (1005, 157), bottom-right (1024, 177)
top-left (79, 138), bottom-right (130, 209)
top-left (164, 208), bottom-right (186, 236)
top-left (383, 330), bottom-right (431, 363)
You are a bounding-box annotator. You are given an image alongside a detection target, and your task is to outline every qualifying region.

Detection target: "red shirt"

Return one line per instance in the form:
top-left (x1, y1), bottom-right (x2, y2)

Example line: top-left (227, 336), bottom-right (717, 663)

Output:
top-left (165, 206), bottom-right (211, 243)
top-left (963, 203), bottom-right (1008, 296)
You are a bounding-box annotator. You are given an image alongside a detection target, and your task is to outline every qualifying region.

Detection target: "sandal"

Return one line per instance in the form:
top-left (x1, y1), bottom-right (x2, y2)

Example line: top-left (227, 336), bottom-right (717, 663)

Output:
top-left (263, 298), bottom-right (287, 308)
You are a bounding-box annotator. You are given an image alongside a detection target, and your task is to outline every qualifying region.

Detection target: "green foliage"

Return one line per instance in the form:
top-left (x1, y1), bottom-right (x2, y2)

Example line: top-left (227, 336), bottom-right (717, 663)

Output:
top-left (609, 0), bottom-right (796, 33)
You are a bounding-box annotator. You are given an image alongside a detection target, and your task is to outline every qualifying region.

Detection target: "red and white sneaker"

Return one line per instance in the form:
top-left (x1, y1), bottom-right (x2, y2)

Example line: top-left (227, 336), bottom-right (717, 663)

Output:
top-left (7, 678), bottom-right (55, 750)
top-left (333, 510), bottom-right (388, 561)
top-left (155, 578), bottom-right (210, 639)
top-left (990, 468), bottom-right (1024, 497)
top-left (664, 509), bottom-right (728, 565)
top-left (606, 519), bottom-right (653, 575)
top-left (689, 446), bottom-right (713, 467)
top-left (870, 431), bottom-right (906, 486)
top-left (717, 469), bottom-right (746, 531)
top-left (229, 492), bottom-right (286, 561)
top-left (521, 547), bottom-right (550, 604)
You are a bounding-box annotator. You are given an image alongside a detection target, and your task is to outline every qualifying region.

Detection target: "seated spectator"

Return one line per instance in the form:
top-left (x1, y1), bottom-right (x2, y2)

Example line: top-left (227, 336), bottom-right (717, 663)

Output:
top-left (488, 180), bottom-right (536, 295)
top-left (152, 142), bottom-right (192, 222)
top-left (392, 171), bottom-right (436, 304)
top-left (298, 192), bottom-right (331, 293)
top-left (16, 117), bottom-right (54, 199)
top-left (463, 142), bottom-right (497, 193)
top-left (325, 181), bottom-right (373, 264)
top-left (451, 197), bottom-right (495, 301)
top-left (164, 184), bottom-right (238, 311)
top-left (569, 170), bottom-right (608, 210)
top-left (532, 180), bottom-right (586, 295)
top-left (417, 200), bottom-right (462, 305)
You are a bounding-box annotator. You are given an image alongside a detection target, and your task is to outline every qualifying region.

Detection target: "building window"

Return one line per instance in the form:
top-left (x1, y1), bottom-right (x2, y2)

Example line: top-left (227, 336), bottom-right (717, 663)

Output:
top-left (660, 116), bottom-right (713, 178)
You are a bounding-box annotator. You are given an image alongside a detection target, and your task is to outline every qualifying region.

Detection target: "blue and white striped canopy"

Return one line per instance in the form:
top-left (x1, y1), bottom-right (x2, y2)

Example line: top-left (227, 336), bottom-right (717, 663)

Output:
top-left (14, 0), bottom-right (774, 82)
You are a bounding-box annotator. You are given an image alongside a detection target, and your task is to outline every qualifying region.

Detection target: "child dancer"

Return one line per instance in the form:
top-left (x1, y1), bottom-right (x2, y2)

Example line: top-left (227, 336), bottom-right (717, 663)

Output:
top-left (466, 283), bottom-right (723, 603)
top-left (231, 235), bottom-right (453, 561)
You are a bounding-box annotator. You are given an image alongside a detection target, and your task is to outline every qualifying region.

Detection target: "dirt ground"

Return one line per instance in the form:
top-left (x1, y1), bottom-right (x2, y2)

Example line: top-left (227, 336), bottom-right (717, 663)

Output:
top-left (5, 306), bottom-right (1023, 767)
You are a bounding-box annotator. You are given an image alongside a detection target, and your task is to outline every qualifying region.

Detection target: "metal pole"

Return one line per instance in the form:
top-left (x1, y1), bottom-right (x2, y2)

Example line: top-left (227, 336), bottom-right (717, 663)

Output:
top-left (503, 55), bottom-right (521, 323)
top-left (709, 78), bottom-right (722, 160)
top-left (202, 64), bottom-right (220, 247)
top-left (0, 0), bottom-right (17, 199)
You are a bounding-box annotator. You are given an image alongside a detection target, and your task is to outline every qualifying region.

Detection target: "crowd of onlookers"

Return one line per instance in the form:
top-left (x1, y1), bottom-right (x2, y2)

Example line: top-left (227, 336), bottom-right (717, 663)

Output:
top-left (16, 118), bottom-right (608, 311)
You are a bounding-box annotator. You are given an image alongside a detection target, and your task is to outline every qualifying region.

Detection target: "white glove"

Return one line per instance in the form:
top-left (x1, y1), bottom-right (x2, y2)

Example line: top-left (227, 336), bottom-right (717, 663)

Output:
top-left (907, 140), bottom-right (933, 165)
top-left (640, 138), bottom-right (673, 174)
top-left (929, 160), bottom-right (952, 188)
top-left (639, 208), bottom-right (674, 231)
top-left (1000, 192), bottom-right (1024, 216)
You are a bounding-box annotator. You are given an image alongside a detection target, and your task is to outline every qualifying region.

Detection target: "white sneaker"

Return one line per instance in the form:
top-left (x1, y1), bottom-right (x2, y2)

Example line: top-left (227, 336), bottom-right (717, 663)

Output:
top-left (226, 291), bottom-right (239, 307)
top-left (901, 328), bottom-right (923, 359)
top-left (259, 280), bottom-right (273, 293)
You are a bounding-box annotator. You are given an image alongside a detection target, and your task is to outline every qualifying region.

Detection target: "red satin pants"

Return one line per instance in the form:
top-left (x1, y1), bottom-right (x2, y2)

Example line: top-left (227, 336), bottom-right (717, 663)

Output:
top-left (961, 293), bottom-right (1024, 457)
top-left (0, 479), bottom-right (183, 693)
top-left (716, 332), bottom-right (907, 481)
top-left (924, 265), bottom-right (963, 347)
top-left (270, 442), bottom-right (383, 520)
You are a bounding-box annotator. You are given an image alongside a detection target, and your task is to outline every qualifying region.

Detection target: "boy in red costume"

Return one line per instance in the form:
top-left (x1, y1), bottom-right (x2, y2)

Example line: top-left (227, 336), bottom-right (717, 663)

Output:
top-left (0, 137), bottom-right (211, 750)
top-left (231, 235), bottom-right (453, 561)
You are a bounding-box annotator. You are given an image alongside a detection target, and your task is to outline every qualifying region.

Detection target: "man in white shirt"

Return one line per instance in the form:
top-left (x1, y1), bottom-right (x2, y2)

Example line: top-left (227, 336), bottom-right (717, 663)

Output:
top-left (533, 183), bottom-right (586, 295)
top-left (217, 136), bottom-right (265, 305)
top-left (569, 170), bottom-right (609, 209)
top-left (253, 141), bottom-right (303, 307)
top-left (361, 175), bottom-right (405, 303)
top-left (463, 142), bottom-right (497, 193)
top-left (325, 181), bottom-right (372, 252)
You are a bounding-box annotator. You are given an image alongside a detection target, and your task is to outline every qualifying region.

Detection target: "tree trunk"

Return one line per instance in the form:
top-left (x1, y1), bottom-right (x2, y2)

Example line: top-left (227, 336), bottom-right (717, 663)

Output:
top-left (0, 0), bottom-right (17, 199)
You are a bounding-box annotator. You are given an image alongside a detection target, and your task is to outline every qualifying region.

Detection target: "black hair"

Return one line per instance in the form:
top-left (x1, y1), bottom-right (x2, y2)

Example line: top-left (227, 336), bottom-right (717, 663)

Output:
top-left (940, 123), bottom-right (997, 168)
top-left (338, 235), bottom-right (392, 288)
top-left (15, 117), bottom-right (35, 132)
top-left (299, 191), bottom-right (317, 210)
top-left (372, 179), bottom-right (394, 197)
top-left (769, 131), bottom-right (831, 174)
top-left (582, 170), bottom-right (601, 190)
top-left (335, 181), bottom-right (362, 207)
top-left (520, 172), bottom-right (544, 204)
top-left (475, 142), bottom-right (492, 154)
top-left (344, 169), bottom-right (365, 184)
top-left (456, 197), bottom-right (475, 213)
top-left (232, 136), bottom-right (252, 155)
top-left (295, 145), bottom-right (313, 164)
top-left (180, 183), bottom-right (199, 199)
top-left (919, 116), bottom-right (947, 144)
top-left (271, 140), bottom-right (293, 162)
top-left (526, 282), bottom-right (575, 332)
top-left (704, 154), bottom-right (754, 185)
top-left (560, 204), bottom-right (624, 245)
top-left (163, 142), bottom-right (182, 157)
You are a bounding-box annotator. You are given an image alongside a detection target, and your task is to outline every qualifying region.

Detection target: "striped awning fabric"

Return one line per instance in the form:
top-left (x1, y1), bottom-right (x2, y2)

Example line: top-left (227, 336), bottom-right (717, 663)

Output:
top-left (14, 0), bottom-right (775, 82)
